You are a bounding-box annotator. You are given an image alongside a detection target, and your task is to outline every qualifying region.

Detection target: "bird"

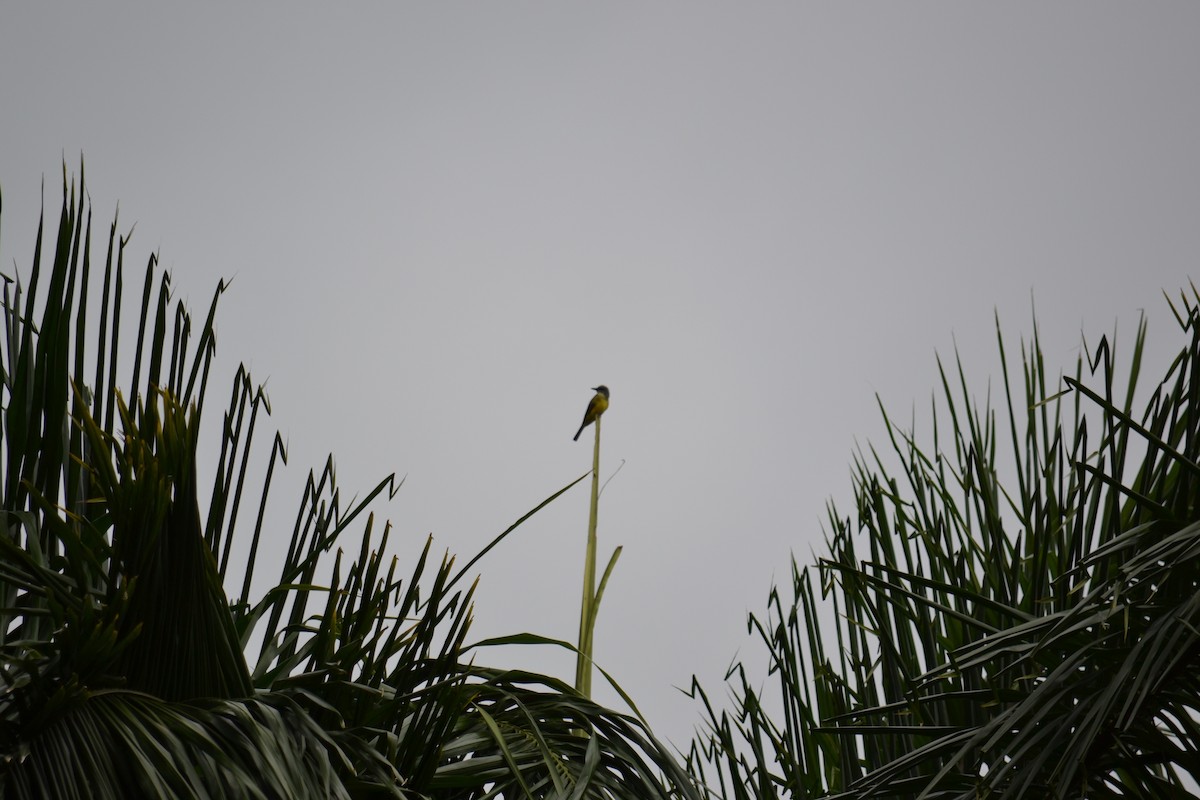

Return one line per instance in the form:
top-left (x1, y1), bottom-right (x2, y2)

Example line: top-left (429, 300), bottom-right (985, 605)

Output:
top-left (573, 385), bottom-right (610, 441)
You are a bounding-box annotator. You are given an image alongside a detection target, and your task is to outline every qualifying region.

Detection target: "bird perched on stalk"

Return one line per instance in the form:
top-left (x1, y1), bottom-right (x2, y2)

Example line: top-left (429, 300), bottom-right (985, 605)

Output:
top-left (573, 385), bottom-right (610, 441)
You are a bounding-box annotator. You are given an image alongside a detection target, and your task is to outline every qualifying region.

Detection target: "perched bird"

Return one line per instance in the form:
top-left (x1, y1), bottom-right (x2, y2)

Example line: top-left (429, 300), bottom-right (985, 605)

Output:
top-left (573, 385), bottom-right (610, 441)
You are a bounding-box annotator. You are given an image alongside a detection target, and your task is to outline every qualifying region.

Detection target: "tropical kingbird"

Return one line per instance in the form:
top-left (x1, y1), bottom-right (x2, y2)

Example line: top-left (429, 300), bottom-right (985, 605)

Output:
top-left (573, 385), bottom-right (610, 441)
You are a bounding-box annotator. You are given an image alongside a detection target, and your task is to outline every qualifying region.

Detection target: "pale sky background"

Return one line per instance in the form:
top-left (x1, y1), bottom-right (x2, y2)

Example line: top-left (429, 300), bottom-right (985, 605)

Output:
top-left (2, 4), bottom-right (1199, 754)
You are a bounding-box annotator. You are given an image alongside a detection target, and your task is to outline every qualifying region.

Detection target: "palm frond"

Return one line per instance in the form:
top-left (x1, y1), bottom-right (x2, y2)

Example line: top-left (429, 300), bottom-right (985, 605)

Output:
top-left (1, 167), bottom-right (703, 799)
top-left (693, 299), bottom-right (1200, 798)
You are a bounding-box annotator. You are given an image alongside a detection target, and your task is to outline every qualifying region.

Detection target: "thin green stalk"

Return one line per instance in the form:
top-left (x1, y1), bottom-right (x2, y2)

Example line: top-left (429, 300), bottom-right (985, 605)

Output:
top-left (575, 416), bottom-right (602, 696)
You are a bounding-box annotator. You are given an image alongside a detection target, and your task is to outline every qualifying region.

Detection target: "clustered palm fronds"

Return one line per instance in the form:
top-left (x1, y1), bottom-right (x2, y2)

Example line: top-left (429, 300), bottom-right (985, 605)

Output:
top-left (691, 297), bottom-right (1200, 798)
top-left (0, 169), bottom-right (703, 799)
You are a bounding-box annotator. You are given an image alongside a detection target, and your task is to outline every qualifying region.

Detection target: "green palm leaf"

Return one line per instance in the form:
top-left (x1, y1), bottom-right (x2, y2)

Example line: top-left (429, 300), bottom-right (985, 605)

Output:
top-left (1, 167), bottom-right (702, 799)
top-left (693, 300), bottom-right (1200, 798)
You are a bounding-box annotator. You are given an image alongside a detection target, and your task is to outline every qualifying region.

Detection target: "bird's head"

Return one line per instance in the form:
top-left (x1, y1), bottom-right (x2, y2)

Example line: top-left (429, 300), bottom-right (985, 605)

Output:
top-left (592, 385), bottom-right (610, 398)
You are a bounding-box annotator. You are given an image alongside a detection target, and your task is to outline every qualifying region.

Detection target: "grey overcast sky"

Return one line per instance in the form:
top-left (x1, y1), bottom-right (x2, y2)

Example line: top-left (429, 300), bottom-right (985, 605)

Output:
top-left (2, 4), bottom-right (1199, 751)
